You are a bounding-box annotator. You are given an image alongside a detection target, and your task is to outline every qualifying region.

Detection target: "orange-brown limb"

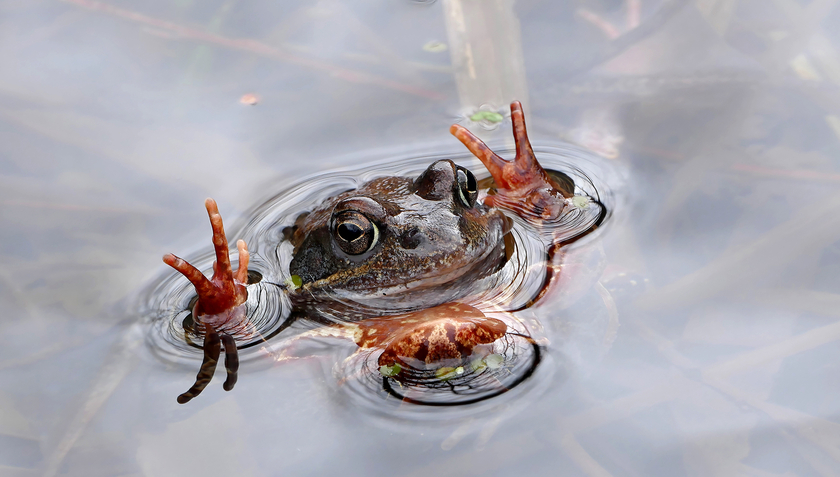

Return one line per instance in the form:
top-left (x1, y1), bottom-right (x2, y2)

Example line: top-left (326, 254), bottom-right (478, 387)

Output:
top-left (451, 101), bottom-right (569, 220)
top-left (162, 198), bottom-right (249, 317)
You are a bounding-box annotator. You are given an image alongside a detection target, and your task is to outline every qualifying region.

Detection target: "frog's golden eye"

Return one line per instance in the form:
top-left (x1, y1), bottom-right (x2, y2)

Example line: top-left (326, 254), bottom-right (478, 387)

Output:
top-left (455, 166), bottom-right (478, 208)
top-left (333, 210), bottom-right (378, 255)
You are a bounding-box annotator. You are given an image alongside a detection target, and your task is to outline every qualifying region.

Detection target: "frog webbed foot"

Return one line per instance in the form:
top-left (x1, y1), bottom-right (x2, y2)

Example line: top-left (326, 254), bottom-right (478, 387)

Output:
top-left (163, 198), bottom-right (249, 316)
top-left (163, 198), bottom-right (249, 403)
top-left (451, 101), bottom-right (572, 221)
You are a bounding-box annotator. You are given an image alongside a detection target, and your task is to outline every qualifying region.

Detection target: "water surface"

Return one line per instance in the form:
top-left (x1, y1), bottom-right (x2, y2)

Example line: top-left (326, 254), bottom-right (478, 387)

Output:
top-left (3, 0), bottom-right (840, 475)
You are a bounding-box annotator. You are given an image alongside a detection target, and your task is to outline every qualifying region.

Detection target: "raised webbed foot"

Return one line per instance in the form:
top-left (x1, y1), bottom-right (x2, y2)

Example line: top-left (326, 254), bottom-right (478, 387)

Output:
top-left (164, 198), bottom-right (249, 316)
top-left (163, 198), bottom-right (249, 403)
top-left (451, 101), bottom-right (571, 221)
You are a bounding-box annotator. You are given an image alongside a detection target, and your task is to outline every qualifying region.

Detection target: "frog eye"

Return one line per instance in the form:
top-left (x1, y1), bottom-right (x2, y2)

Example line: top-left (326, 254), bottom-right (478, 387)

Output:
top-left (333, 211), bottom-right (378, 255)
top-left (455, 166), bottom-right (478, 208)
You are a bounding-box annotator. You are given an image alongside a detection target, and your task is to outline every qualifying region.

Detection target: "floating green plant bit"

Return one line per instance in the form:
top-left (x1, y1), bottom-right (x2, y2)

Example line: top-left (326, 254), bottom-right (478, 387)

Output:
top-left (471, 359), bottom-right (487, 373)
top-left (379, 363), bottom-right (401, 377)
top-left (422, 40), bottom-right (448, 53)
top-left (470, 111), bottom-right (504, 123)
top-left (485, 354), bottom-right (504, 369)
top-left (571, 195), bottom-right (590, 209)
top-left (435, 366), bottom-right (458, 380)
top-left (284, 274), bottom-right (303, 289)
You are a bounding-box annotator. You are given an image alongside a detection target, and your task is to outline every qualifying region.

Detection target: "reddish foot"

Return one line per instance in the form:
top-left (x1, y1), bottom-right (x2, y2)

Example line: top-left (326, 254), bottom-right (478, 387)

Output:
top-left (451, 101), bottom-right (570, 221)
top-left (163, 198), bottom-right (249, 403)
top-left (163, 198), bottom-right (249, 317)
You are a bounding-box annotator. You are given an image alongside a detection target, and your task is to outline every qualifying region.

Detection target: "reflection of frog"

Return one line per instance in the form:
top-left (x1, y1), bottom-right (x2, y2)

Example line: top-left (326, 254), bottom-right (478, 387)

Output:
top-left (163, 102), bottom-right (599, 403)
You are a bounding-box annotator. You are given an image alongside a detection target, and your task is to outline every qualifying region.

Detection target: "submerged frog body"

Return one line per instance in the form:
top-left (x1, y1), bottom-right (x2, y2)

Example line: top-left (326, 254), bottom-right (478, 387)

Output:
top-left (163, 101), bottom-right (600, 403)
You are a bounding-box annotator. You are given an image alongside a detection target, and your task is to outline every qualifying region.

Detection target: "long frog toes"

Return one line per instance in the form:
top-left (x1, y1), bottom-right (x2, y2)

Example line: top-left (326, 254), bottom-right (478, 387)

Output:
top-left (450, 101), bottom-right (571, 221)
top-left (163, 198), bottom-right (249, 315)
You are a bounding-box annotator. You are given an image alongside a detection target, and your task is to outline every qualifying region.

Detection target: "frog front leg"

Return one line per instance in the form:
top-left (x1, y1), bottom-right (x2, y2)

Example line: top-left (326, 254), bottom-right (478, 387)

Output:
top-left (452, 102), bottom-right (606, 309)
top-left (163, 198), bottom-right (249, 403)
top-left (451, 101), bottom-right (573, 222)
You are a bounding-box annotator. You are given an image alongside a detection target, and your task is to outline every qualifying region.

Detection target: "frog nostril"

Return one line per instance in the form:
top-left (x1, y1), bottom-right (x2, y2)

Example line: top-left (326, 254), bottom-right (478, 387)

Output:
top-left (400, 228), bottom-right (423, 249)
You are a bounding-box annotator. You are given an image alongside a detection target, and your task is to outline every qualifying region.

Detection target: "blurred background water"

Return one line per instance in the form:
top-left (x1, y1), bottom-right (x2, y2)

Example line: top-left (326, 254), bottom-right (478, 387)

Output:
top-left (3, 0), bottom-right (840, 475)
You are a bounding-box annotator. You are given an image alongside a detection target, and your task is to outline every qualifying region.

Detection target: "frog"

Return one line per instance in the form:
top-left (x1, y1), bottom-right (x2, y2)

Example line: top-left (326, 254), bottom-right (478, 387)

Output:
top-left (163, 101), bottom-right (600, 404)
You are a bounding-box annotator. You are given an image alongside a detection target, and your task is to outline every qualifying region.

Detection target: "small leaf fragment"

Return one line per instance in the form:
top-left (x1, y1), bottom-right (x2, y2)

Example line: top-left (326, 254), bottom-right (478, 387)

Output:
top-left (435, 366), bottom-right (457, 380)
top-left (571, 196), bottom-right (590, 209)
top-left (285, 274), bottom-right (303, 289)
top-left (239, 93), bottom-right (259, 105)
top-left (470, 359), bottom-right (487, 373)
top-left (379, 363), bottom-right (401, 377)
top-left (485, 354), bottom-right (504, 369)
top-left (422, 40), bottom-right (448, 53)
top-left (470, 111), bottom-right (504, 123)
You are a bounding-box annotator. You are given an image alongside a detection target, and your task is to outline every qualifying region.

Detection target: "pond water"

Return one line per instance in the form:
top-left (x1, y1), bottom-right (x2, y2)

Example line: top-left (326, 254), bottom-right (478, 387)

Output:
top-left (3, 0), bottom-right (840, 475)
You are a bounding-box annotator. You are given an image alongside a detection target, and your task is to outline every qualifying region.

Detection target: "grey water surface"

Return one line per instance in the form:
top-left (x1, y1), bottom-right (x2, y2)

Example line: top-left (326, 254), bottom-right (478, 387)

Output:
top-left (3, 0), bottom-right (840, 476)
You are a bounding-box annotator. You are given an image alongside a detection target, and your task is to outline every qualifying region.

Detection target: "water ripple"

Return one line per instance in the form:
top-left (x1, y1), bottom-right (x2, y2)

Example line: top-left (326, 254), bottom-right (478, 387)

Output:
top-left (139, 140), bottom-right (619, 416)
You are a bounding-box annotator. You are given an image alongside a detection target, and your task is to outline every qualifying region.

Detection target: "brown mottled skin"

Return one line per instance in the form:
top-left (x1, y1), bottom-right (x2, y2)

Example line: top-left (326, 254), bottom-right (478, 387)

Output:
top-left (163, 101), bottom-right (573, 402)
top-left (285, 160), bottom-right (509, 319)
top-left (352, 303), bottom-right (507, 366)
